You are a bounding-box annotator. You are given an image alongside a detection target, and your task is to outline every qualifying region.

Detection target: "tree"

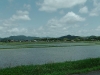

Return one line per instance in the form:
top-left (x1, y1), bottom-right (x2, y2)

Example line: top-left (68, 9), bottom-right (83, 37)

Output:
top-left (1, 38), bottom-right (11, 42)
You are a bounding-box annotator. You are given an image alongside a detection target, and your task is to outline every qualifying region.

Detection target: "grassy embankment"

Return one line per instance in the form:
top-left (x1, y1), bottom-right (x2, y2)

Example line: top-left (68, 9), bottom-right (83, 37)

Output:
top-left (0, 58), bottom-right (100, 75)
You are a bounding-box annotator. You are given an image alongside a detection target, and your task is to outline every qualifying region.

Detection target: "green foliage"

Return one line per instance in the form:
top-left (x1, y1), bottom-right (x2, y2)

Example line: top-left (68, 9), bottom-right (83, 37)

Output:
top-left (1, 38), bottom-right (11, 42)
top-left (1, 35), bottom-right (100, 42)
top-left (0, 58), bottom-right (100, 75)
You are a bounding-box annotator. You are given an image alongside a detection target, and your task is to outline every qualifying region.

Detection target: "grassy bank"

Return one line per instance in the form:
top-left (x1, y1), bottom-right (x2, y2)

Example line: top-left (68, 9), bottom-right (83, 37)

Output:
top-left (0, 58), bottom-right (100, 75)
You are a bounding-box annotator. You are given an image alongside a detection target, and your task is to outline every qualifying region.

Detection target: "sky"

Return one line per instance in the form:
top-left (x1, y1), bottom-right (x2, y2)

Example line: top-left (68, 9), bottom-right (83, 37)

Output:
top-left (0, 0), bottom-right (100, 38)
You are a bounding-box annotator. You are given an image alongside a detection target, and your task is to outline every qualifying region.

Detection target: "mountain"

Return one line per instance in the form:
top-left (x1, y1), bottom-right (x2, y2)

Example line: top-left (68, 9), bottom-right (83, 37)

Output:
top-left (8, 35), bottom-right (39, 41)
top-left (1, 35), bottom-right (100, 42)
top-left (59, 35), bottom-right (80, 40)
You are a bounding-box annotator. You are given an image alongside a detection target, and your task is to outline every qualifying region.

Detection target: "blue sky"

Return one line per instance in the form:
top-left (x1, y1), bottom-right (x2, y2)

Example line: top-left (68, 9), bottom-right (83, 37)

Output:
top-left (0, 0), bottom-right (100, 37)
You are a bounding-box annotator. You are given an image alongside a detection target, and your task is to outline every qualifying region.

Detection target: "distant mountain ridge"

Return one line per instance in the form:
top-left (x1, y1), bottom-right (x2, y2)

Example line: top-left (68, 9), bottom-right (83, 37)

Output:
top-left (0, 35), bottom-right (80, 41)
top-left (0, 35), bottom-right (100, 42)
top-left (5, 35), bottom-right (39, 41)
top-left (59, 35), bottom-right (80, 40)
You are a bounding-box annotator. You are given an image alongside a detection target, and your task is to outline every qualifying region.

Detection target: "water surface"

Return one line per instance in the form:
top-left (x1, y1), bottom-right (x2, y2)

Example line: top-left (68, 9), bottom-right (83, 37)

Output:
top-left (0, 43), bottom-right (100, 68)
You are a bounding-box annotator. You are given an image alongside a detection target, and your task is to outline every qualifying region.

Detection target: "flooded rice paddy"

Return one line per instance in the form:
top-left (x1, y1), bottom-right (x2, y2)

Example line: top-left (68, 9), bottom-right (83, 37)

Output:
top-left (0, 42), bottom-right (100, 68)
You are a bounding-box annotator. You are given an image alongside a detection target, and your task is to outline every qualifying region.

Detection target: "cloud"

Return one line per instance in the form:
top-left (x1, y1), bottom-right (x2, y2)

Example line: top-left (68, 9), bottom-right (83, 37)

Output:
top-left (90, 0), bottom-right (100, 16)
top-left (10, 10), bottom-right (31, 21)
top-left (0, 26), bottom-right (4, 31)
top-left (49, 11), bottom-right (85, 25)
top-left (60, 12), bottom-right (85, 23)
top-left (17, 10), bottom-right (29, 15)
top-left (0, 27), bottom-right (28, 37)
top-left (33, 12), bottom-right (85, 37)
top-left (96, 26), bottom-right (100, 31)
top-left (59, 10), bottom-right (65, 14)
top-left (24, 4), bottom-right (31, 10)
top-left (37, 0), bottom-right (87, 12)
top-left (46, 12), bottom-right (85, 30)
top-left (16, 12), bottom-right (85, 37)
top-left (2, 10), bottom-right (31, 27)
top-left (79, 6), bottom-right (88, 14)
top-left (8, 28), bottom-right (28, 33)
top-left (0, 10), bottom-right (31, 37)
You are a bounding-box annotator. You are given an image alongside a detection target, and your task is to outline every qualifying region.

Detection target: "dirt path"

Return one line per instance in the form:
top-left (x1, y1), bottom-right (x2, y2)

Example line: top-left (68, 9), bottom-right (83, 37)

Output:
top-left (73, 70), bottom-right (100, 75)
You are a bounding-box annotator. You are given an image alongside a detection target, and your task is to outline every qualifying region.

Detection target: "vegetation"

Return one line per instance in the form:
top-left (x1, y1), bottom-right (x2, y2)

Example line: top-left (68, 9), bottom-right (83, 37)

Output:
top-left (1, 35), bottom-right (100, 42)
top-left (0, 41), bottom-right (96, 49)
top-left (0, 35), bottom-right (100, 74)
top-left (0, 58), bottom-right (100, 75)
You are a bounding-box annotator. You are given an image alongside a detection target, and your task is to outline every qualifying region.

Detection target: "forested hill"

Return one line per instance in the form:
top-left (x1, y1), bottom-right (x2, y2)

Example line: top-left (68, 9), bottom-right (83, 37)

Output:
top-left (9, 35), bottom-right (40, 41)
top-left (0, 35), bottom-right (40, 41)
top-left (59, 35), bottom-right (80, 40)
top-left (0, 35), bottom-right (100, 42)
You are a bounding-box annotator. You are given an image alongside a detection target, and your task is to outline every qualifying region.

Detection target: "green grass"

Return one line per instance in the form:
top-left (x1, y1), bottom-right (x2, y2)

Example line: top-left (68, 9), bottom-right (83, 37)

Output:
top-left (0, 58), bottom-right (100, 75)
top-left (0, 41), bottom-right (97, 49)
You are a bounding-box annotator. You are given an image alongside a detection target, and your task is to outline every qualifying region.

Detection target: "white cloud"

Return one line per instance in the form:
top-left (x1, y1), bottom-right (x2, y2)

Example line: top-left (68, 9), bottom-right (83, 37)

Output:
top-left (18, 12), bottom-right (85, 37)
top-left (34, 12), bottom-right (85, 37)
top-left (0, 10), bottom-right (31, 37)
top-left (90, 0), bottom-right (100, 16)
top-left (0, 27), bottom-right (28, 37)
top-left (46, 12), bottom-right (85, 29)
top-left (60, 12), bottom-right (85, 23)
top-left (96, 26), bottom-right (100, 31)
top-left (17, 10), bottom-right (29, 15)
top-left (79, 6), bottom-right (88, 14)
top-left (0, 26), bottom-right (4, 30)
top-left (37, 0), bottom-right (87, 12)
top-left (0, 25), bottom-right (34, 37)
top-left (93, 0), bottom-right (99, 6)
top-left (10, 10), bottom-right (31, 21)
top-left (2, 10), bottom-right (31, 27)
top-left (8, 28), bottom-right (28, 33)
top-left (8, 28), bottom-right (20, 33)
top-left (24, 4), bottom-right (31, 10)
top-left (59, 10), bottom-right (65, 14)
top-left (47, 18), bottom-right (62, 28)
top-left (10, 14), bottom-right (30, 21)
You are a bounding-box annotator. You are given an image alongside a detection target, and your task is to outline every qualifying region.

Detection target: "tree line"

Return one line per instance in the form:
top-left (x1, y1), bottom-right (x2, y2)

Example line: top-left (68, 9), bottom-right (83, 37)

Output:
top-left (1, 35), bottom-right (100, 42)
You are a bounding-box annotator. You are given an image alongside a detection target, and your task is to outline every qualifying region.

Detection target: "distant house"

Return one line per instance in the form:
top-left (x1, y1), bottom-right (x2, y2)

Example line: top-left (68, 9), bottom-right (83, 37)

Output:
top-left (33, 40), bottom-right (37, 42)
top-left (11, 40), bottom-right (14, 42)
